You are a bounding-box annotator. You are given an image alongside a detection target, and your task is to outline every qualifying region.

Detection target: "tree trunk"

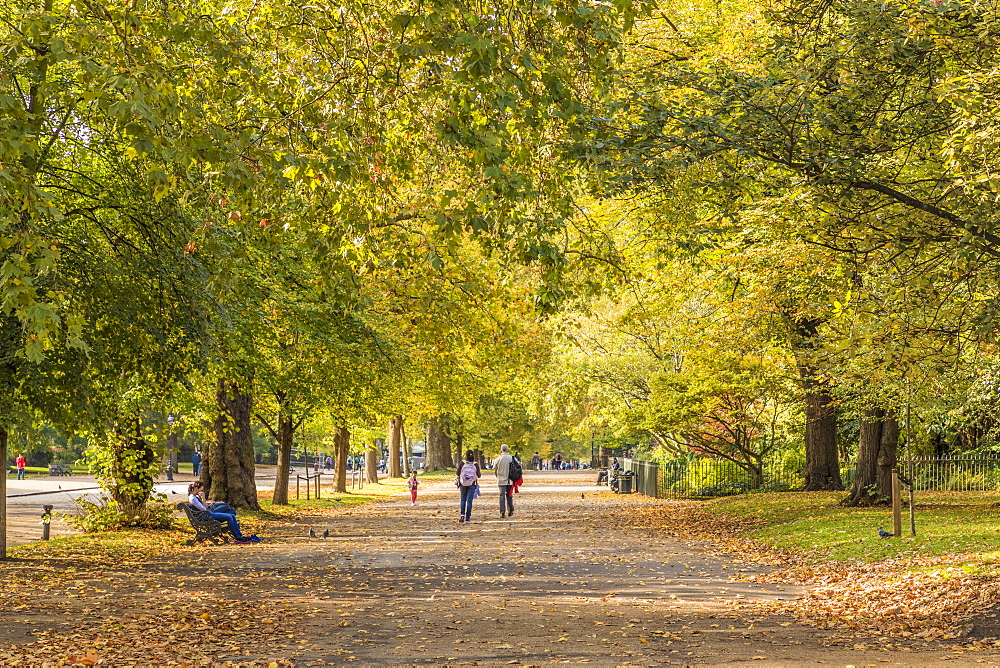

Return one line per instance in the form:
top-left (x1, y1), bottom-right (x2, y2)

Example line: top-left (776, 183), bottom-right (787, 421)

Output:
top-left (787, 316), bottom-right (843, 491)
top-left (205, 377), bottom-right (260, 510)
top-left (599, 444), bottom-right (611, 469)
top-left (271, 412), bottom-right (295, 505)
top-left (844, 407), bottom-right (899, 506)
top-left (425, 417), bottom-right (451, 471)
top-left (801, 384), bottom-right (842, 490)
top-left (0, 425), bottom-right (7, 560)
top-left (402, 421), bottom-right (411, 475)
top-left (365, 438), bottom-right (379, 484)
top-left (454, 431), bottom-right (464, 468)
top-left (387, 416), bottom-right (403, 478)
top-left (333, 425), bottom-right (350, 493)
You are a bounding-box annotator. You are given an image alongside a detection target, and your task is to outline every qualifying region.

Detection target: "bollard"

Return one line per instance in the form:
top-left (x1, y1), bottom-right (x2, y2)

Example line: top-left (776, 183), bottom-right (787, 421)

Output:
top-left (41, 504), bottom-right (53, 540)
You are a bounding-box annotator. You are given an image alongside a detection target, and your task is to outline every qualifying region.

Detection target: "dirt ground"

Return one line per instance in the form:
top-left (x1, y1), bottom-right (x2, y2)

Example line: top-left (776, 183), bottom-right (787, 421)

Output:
top-left (2, 470), bottom-right (1000, 666)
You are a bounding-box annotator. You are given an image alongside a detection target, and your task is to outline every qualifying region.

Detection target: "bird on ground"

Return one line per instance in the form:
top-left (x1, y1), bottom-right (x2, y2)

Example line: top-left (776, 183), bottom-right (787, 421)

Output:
top-left (309, 528), bottom-right (317, 538)
top-left (581, 493), bottom-right (585, 499)
top-left (877, 526), bottom-right (894, 538)
top-left (322, 529), bottom-right (330, 538)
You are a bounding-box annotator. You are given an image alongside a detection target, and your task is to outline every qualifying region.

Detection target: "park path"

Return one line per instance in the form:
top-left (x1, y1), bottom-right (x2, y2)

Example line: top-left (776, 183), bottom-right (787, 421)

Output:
top-left (4, 470), bottom-right (1000, 666)
top-left (164, 471), bottom-right (1000, 665)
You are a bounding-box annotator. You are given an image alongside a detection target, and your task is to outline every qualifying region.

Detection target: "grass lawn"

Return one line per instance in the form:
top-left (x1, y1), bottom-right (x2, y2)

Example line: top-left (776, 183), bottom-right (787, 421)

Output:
top-left (700, 490), bottom-right (1000, 568)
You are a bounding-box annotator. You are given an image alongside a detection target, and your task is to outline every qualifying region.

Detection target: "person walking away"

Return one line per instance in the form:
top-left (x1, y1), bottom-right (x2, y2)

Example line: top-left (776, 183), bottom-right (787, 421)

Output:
top-left (191, 451), bottom-right (201, 476)
top-left (493, 444), bottom-right (515, 518)
top-left (15, 454), bottom-right (25, 480)
top-left (408, 471), bottom-right (419, 505)
top-left (456, 451), bottom-right (481, 523)
top-left (325, 455), bottom-right (333, 470)
top-left (531, 452), bottom-right (541, 471)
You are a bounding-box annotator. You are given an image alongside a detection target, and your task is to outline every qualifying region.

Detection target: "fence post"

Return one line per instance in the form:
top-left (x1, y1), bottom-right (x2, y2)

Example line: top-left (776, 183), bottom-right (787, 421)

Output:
top-left (891, 469), bottom-right (902, 538)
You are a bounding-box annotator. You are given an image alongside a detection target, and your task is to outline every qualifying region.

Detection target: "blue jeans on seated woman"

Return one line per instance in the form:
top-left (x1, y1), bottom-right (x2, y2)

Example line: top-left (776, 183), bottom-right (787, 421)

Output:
top-left (210, 511), bottom-right (246, 540)
top-left (209, 502), bottom-right (234, 515)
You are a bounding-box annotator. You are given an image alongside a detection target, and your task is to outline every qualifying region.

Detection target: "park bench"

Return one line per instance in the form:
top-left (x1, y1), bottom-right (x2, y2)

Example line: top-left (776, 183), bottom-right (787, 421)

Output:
top-left (48, 463), bottom-right (73, 476)
top-left (176, 502), bottom-right (232, 546)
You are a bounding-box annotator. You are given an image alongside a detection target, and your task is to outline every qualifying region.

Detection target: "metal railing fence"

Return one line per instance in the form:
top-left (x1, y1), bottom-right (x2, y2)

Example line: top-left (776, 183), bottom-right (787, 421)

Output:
top-left (623, 455), bottom-right (1000, 499)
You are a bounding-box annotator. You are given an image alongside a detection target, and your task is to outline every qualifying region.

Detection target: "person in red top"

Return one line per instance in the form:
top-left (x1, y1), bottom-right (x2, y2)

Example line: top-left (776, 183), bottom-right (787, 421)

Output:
top-left (407, 471), bottom-right (419, 505)
top-left (15, 454), bottom-right (25, 480)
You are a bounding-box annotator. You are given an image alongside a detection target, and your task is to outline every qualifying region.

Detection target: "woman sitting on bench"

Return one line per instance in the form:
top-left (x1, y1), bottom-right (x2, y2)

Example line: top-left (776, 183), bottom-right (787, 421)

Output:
top-left (187, 482), bottom-right (260, 544)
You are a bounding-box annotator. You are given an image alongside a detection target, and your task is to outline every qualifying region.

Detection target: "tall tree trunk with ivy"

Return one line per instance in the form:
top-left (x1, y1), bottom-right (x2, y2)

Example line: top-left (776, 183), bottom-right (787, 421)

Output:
top-left (105, 414), bottom-right (159, 518)
top-left (205, 377), bottom-right (260, 510)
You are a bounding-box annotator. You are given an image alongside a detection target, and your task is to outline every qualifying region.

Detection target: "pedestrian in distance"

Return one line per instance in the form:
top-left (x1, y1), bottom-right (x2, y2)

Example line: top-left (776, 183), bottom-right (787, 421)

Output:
top-left (493, 444), bottom-right (515, 518)
top-left (456, 450), bottom-right (481, 523)
top-left (15, 453), bottom-right (25, 480)
top-left (408, 470), bottom-right (419, 505)
top-left (531, 452), bottom-right (542, 471)
top-left (191, 451), bottom-right (201, 476)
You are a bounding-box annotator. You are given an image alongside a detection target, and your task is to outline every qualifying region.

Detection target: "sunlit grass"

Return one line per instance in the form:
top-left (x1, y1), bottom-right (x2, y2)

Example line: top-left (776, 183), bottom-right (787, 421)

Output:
top-left (702, 490), bottom-right (1000, 563)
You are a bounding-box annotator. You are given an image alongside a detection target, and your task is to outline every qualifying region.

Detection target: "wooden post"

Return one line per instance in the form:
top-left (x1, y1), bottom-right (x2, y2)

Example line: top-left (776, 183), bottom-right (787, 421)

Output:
top-left (296, 475), bottom-right (300, 500)
top-left (42, 505), bottom-right (52, 541)
top-left (891, 469), bottom-right (902, 538)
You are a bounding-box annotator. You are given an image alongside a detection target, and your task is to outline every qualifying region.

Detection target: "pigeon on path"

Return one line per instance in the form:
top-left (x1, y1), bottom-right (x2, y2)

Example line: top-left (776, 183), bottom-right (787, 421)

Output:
top-left (877, 526), bottom-right (894, 538)
top-left (323, 529), bottom-right (330, 538)
top-left (309, 528), bottom-right (317, 538)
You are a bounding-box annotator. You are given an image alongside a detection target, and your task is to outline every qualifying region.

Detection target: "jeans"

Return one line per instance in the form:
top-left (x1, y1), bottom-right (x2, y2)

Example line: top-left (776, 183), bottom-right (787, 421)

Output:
top-left (459, 484), bottom-right (476, 521)
top-left (209, 502), bottom-right (234, 515)
top-left (499, 485), bottom-right (513, 515)
top-left (16, 468), bottom-right (24, 480)
top-left (211, 511), bottom-right (245, 540)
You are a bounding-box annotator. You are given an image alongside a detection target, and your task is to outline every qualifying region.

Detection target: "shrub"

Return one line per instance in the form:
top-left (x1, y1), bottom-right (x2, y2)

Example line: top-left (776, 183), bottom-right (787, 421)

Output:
top-left (66, 493), bottom-right (175, 532)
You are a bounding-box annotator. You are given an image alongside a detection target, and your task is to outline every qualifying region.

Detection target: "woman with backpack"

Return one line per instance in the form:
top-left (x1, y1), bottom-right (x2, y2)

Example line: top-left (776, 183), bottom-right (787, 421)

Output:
top-left (456, 450), bottom-right (481, 523)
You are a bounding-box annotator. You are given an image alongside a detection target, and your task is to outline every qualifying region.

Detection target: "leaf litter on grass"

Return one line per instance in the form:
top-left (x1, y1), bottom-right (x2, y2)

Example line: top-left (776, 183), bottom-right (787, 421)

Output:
top-left (611, 493), bottom-right (1000, 644)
